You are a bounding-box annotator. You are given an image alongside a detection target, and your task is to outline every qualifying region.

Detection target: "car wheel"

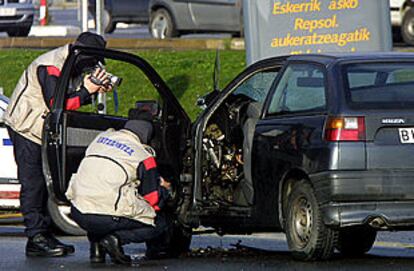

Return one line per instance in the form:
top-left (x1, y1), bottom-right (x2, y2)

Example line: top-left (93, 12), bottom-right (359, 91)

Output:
top-left (94, 9), bottom-right (116, 34)
top-left (103, 9), bottom-right (116, 34)
top-left (7, 27), bottom-right (31, 37)
top-left (167, 223), bottom-right (192, 257)
top-left (149, 8), bottom-right (178, 39)
top-left (336, 226), bottom-right (376, 257)
top-left (402, 8), bottom-right (414, 45)
top-left (48, 198), bottom-right (85, 236)
top-left (285, 180), bottom-right (338, 261)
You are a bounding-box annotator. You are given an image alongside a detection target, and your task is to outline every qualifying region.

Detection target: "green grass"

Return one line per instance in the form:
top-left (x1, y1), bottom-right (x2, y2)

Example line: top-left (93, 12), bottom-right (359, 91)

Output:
top-left (0, 49), bottom-right (246, 120)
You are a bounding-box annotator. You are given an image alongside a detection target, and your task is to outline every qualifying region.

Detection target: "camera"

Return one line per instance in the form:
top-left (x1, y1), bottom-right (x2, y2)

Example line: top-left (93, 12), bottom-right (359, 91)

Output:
top-left (90, 62), bottom-right (123, 88)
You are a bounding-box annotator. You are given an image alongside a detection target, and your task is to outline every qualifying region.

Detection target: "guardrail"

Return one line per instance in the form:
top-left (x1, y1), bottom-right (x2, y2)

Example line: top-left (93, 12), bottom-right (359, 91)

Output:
top-left (0, 37), bottom-right (245, 50)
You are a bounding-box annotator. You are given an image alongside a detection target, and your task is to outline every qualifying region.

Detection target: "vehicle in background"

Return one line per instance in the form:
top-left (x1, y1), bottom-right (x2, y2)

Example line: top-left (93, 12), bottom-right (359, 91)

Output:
top-left (390, 0), bottom-right (414, 45)
top-left (0, 94), bottom-right (79, 234)
top-left (0, 94), bottom-right (20, 209)
top-left (88, 0), bottom-right (150, 33)
top-left (0, 0), bottom-right (34, 37)
top-left (149, 0), bottom-right (243, 39)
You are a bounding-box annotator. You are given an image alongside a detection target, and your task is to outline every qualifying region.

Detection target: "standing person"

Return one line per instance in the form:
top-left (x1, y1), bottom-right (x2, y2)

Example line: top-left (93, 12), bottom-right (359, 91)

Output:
top-left (66, 110), bottom-right (172, 265)
top-left (4, 32), bottom-right (111, 257)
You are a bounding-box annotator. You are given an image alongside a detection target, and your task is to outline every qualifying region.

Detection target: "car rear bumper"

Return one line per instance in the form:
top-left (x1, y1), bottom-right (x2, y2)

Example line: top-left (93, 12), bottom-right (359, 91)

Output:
top-left (312, 170), bottom-right (414, 229)
top-left (322, 201), bottom-right (414, 229)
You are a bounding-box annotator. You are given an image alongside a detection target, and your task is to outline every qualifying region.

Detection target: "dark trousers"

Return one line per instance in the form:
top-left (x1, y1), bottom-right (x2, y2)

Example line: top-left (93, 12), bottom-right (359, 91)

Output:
top-left (7, 126), bottom-right (51, 238)
top-left (71, 206), bottom-right (170, 248)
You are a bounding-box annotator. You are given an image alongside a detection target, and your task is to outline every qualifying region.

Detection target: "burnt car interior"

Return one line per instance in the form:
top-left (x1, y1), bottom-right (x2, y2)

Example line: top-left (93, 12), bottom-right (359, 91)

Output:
top-left (199, 68), bottom-right (280, 209)
top-left (47, 48), bottom-right (189, 203)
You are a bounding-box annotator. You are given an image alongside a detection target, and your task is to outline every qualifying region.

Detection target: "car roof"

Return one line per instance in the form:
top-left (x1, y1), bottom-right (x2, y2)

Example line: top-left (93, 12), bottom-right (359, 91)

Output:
top-left (252, 52), bottom-right (414, 67)
top-left (286, 52), bottom-right (414, 65)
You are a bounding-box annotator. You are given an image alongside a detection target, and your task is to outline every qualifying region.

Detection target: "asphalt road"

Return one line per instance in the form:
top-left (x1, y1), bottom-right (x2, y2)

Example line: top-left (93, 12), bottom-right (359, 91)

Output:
top-left (1, 225), bottom-right (414, 270)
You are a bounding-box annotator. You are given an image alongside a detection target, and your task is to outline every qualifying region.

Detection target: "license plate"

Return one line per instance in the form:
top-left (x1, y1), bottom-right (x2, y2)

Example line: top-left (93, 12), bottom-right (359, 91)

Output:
top-left (399, 128), bottom-right (414, 144)
top-left (0, 8), bottom-right (16, 16)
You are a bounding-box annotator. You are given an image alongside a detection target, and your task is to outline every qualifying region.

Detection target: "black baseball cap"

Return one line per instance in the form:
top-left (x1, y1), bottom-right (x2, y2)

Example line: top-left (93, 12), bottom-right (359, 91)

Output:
top-left (73, 32), bottom-right (107, 72)
top-left (74, 32), bottom-right (107, 49)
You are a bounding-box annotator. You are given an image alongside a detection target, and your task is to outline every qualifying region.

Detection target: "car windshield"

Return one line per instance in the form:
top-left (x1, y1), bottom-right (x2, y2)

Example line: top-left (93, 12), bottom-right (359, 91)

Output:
top-left (344, 62), bottom-right (414, 109)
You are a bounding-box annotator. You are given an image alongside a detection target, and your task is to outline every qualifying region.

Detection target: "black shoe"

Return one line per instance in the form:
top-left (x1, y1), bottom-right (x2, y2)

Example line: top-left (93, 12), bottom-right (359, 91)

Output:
top-left (26, 233), bottom-right (66, 257)
top-left (90, 241), bottom-right (106, 264)
top-left (45, 233), bottom-right (75, 254)
top-left (99, 235), bottom-right (131, 265)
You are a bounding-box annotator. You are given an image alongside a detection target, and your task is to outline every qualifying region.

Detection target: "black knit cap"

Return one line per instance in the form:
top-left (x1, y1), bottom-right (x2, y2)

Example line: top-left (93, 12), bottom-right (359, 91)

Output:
top-left (74, 32), bottom-right (107, 49)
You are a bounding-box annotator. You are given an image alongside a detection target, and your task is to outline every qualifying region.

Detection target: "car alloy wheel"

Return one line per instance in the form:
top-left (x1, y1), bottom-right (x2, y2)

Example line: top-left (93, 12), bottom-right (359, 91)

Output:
top-left (150, 8), bottom-right (177, 39)
top-left (402, 8), bottom-right (414, 45)
top-left (151, 13), bottom-right (168, 39)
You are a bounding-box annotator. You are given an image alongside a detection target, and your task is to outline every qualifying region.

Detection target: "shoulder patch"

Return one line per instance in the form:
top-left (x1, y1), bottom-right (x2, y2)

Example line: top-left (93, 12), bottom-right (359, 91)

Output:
top-left (47, 66), bottom-right (61, 77)
top-left (143, 156), bottom-right (157, 170)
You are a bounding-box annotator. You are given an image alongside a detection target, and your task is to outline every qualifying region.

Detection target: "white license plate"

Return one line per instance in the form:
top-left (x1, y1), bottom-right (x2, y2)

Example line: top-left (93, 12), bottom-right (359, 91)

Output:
top-left (399, 128), bottom-right (414, 144)
top-left (0, 8), bottom-right (16, 16)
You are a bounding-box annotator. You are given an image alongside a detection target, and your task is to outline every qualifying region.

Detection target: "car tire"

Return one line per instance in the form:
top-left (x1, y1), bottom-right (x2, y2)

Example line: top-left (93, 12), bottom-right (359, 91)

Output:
top-left (48, 198), bottom-right (85, 236)
top-left (285, 180), bottom-right (338, 261)
top-left (7, 26), bottom-right (31, 37)
top-left (402, 7), bottom-right (414, 45)
top-left (102, 9), bottom-right (116, 34)
top-left (166, 223), bottom-right (192, 257)
top-left (149, 8), bottom-right (178, 39)
top-left (336, 226), bottom-right (377, 257)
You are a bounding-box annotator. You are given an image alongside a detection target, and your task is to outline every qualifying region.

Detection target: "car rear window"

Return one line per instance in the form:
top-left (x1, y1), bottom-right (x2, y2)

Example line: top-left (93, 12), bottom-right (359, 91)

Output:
top-left (344, 63), bottom-right (414, 109)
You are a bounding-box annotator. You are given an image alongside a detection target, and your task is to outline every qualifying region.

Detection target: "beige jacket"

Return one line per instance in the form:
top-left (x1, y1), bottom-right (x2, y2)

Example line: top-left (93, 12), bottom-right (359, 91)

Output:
top-left (4, 45), bottom-right (69, 145)
top-left (66, 129), bottom-right (157, 226)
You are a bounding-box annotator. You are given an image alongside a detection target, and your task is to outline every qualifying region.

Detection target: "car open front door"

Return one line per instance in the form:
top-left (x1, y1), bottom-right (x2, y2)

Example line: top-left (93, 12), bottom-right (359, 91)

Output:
top-left (42, 46), bottom-right (190, 234)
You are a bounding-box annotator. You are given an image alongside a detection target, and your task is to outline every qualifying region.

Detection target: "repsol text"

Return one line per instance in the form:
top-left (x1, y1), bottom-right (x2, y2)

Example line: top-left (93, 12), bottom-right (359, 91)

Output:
top-left (294, 15), bottom-right (338, 33)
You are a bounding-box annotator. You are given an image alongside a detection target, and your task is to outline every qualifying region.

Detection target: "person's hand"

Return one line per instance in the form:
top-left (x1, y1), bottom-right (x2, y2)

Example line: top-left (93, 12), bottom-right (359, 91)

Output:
top-left (83, 67), bottom-right (112, 94)
top-left (160, 177), bottom-right (171, 190)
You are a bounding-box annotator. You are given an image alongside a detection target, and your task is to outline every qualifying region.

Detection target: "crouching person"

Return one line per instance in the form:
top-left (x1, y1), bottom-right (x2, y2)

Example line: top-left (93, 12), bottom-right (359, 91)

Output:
top-left (66, 111), bottom-right (171, 265)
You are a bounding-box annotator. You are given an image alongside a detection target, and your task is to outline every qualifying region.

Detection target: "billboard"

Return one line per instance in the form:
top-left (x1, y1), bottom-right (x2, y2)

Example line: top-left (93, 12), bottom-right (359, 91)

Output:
top-left (244, 0), bottom-right (393, 64)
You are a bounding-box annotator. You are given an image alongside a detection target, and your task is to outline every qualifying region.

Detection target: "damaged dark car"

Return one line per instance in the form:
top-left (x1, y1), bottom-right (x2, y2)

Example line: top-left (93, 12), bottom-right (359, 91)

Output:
top-left (43, 47), bottom-right (414, 261)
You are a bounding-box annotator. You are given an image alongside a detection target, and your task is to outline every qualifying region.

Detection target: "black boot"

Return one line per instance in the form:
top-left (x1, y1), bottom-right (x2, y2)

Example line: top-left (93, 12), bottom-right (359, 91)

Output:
top-left (99, 234), bottom-right (131, 265)
top-left (90, 241), bottom-right (106, 263)
top-left (26, 233), bottom-right (66, 257)
top-left (45, 233), bottom-right (75, 254)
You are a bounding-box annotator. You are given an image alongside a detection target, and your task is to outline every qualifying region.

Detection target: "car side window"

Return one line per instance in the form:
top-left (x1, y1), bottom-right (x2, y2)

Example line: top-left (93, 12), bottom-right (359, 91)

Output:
top-left (232, 68), bottom-right (279, 104)
top-left (267, 63), bottom-right (326, 115)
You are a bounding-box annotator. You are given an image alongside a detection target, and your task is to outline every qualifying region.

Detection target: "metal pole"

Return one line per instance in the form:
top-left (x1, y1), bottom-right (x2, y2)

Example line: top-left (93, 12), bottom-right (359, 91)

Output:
top-left (77, 0), bottom-right (80, 22)
top-left (95, 0), bottom-right (106, 114)
top-left (81, 0), bottom-right (88, 32)
top-left (96, 0), bottom-right (103, 35)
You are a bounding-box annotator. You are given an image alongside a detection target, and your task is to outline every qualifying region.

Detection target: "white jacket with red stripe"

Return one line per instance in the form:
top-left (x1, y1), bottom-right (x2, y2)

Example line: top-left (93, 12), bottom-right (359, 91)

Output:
top-left (66, 128), bottom-right (158, 226)
top-left (4, 45), bottom-right (69, 145)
